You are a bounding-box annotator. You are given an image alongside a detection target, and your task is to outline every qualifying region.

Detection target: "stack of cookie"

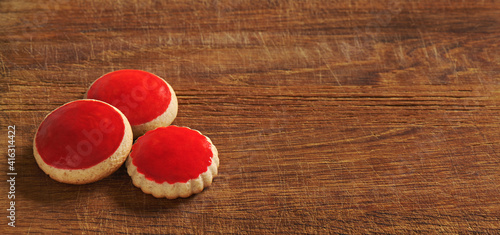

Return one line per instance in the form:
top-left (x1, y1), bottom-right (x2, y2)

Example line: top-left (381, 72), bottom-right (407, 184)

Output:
top-left (33, 70), bottom-right (219, 199)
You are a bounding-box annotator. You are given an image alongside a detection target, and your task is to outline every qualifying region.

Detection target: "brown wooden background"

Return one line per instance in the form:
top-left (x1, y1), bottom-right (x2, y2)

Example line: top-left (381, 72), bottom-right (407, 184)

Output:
top-left (1, 0), bottom-right (500, 233)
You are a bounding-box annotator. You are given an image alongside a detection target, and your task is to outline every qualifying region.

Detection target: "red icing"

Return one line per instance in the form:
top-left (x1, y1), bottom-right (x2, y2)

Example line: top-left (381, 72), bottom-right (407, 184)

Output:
top-left (86, 69), bottom-right (172, 126)
top-left (35, 100), bottom-right (125, 169)
top-left (131, 126), bottom-right (213, 184)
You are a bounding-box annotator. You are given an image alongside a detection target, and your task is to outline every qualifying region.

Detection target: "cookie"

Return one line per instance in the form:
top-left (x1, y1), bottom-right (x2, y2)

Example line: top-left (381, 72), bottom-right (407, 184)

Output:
top-left (85, 69), bottom-right (178, 138)
top-left (126, 126), bottom-right (219, 199)
top-left (33, 99), bottom-right (133, 184)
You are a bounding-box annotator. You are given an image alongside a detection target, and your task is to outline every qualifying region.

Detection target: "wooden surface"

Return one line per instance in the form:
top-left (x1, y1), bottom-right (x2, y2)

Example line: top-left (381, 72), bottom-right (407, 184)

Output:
top-left (1, 0), bottom-right (500, 233)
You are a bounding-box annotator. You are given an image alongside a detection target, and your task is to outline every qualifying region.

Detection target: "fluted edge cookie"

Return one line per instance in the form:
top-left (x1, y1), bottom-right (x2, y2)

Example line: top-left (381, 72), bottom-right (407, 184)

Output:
top-left (126, 126), bottom-right (219, 199)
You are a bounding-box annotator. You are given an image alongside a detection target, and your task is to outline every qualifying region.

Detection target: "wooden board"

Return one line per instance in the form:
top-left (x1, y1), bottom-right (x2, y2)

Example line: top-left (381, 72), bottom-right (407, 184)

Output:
top-left (1, 0), bottom-right (500, 233)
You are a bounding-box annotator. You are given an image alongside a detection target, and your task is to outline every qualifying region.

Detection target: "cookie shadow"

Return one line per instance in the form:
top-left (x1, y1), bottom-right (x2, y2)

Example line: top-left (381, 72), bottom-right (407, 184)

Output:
top-left (20, 157), bottom-right (99, 204)
top-left (21, 153), bottom-right (194, 214)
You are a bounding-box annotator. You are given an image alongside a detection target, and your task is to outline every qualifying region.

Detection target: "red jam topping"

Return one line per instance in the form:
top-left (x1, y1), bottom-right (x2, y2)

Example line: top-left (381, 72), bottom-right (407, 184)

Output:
top-left (86, 69), bottom-right (172, 126)
top-left (131, 126), bottom-right (213, 184)
top-left (35, 100), bottom-right (125, 169)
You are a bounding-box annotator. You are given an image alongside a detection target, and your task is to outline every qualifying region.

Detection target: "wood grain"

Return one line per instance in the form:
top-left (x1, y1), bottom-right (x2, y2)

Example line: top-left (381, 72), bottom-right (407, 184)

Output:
top-left (1, 0), bottom-right (500, 233)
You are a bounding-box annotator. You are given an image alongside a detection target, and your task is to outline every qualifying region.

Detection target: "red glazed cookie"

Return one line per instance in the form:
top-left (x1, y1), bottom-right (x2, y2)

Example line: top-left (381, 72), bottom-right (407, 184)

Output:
top-left (33, 99), bottom-right (133, 184)
top-left (85, 69), bottom-right (178, 138)
top-left (126, 126), bottom-right (219, 199)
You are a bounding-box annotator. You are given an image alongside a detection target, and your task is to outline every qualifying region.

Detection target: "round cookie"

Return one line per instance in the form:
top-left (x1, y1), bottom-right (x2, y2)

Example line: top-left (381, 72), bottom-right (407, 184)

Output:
top-left (126, 126), bottom-right (219, 199)
top-left (33, 99), bottom-right (133, 184)
top-left (85, 69), bottom-right (178, 138)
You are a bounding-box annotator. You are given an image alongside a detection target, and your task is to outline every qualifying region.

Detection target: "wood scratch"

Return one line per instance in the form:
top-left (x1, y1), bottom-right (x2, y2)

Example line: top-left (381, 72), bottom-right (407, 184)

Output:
top-left (315, 47), bottom-right (342, 86)
top-left (258, 32), bottom-right (273, 61)
top-left (73, 43), bottom-right (79, 62)
top-left (418, 29), bottom-right (429, 59)
top-left (0, 54), bottom-right (8, 76)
